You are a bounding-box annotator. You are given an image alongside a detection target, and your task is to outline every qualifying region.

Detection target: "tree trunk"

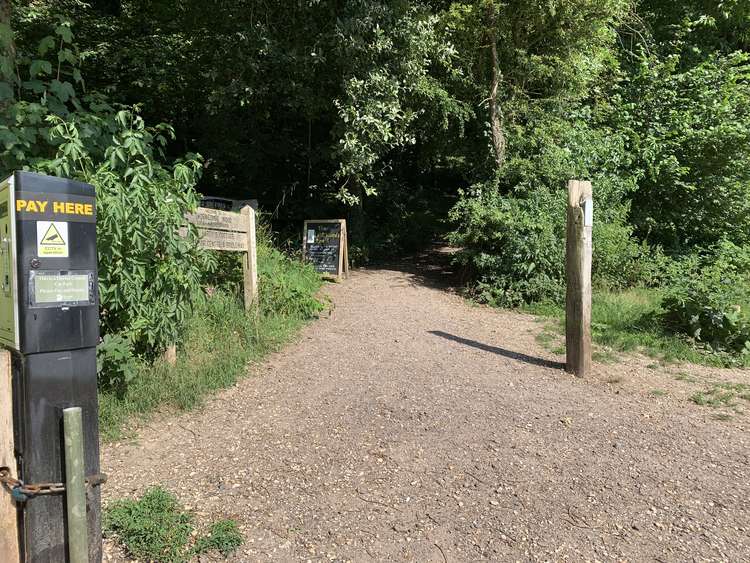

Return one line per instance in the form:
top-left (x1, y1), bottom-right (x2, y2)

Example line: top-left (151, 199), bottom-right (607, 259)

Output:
top-left (0, 0), bottom-right (9, 26)
top-left (0, 0), bottom-right (15, 91)
top-left (486, 9), bottom-right (506, 170)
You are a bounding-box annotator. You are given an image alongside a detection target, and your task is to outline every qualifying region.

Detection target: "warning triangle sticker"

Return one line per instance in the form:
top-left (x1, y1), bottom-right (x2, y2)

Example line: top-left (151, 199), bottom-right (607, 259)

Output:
top-left (40, 223), bottom-right (66, 246)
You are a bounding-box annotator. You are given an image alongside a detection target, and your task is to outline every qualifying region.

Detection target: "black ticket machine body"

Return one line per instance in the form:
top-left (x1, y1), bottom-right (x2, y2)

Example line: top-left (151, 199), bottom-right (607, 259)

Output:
top-left (0, 171), bottom-right (101, 562)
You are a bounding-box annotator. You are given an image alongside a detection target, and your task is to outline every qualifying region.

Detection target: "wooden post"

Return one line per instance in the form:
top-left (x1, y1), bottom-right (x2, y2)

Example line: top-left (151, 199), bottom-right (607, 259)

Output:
top-left (0, 350), bottom-right (19, 562)
top-left (63, 407), bottom-right (88, 563)
top-left (163, 344), bottom-right (177, 366)
top-left (342, 222), bottom-right (350, 278)
top-left (241, 206), bottom-right (258, 310)
top-left (565, 180), bottom-right (593, 377)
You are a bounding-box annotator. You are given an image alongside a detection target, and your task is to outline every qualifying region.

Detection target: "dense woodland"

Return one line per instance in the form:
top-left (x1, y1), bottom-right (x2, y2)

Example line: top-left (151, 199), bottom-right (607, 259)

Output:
top-left (2, 1), bottom-right (750, 370)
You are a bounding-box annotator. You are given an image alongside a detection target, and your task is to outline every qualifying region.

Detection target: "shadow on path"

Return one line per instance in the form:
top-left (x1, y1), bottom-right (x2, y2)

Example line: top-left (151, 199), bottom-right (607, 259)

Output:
top-left (429, 330), bottom-right (565, 370)
top-left (364, 242), bottom-right (465, 291)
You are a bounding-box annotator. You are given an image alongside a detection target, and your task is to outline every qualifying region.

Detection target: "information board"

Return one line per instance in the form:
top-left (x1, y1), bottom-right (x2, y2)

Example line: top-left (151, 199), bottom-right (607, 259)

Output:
top-left (302, 219), bottom-right (349, 278)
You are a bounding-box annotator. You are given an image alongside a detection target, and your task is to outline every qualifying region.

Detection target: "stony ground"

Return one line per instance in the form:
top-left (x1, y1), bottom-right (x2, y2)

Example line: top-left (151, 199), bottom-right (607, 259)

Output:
top-left (102, 255), bottom-right (750, 562)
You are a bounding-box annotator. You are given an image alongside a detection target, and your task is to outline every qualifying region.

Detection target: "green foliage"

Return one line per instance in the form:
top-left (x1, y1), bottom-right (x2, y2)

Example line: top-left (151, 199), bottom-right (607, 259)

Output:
top-left (258, 244), bottom-right (326, 318)
top-left (527, 287), bottom-right (747, 367)
top-left (691, 381), bottom-right (750, 408)
top-left (104, 487), bottom-right (243, 562)
top-left (625, 51), bottom-right (750, 251)
top-left (332, 2), bottom-right (465, 203)
top-left (449, 183), bottom-right (565, 306)
top-left (104, 488), bottom-right (194, 563)
top-left (193, 520), bottom-right (244, 557)
top-left (448, 108), bottom-right (641, 305)
top-left (1, 27), bottom-right (212, 356)
top-left (662, 241), bottom-right (750, 354)
top-left (44, 110), bottom-right (211, 356)
top-left (96, 333), bottom-right (139, 392)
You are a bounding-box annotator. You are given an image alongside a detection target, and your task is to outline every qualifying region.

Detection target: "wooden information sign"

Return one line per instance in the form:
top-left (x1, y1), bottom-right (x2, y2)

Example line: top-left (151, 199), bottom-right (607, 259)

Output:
top-left (302, 219), bottom-right (349, 279)
top-left (184, 206), bottom-right (258, 310)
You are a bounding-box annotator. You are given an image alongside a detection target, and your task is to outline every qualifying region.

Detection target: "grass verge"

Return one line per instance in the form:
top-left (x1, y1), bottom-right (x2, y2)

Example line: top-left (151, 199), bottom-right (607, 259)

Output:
top-left (690, 382), bottom-right (750, 408)
top-left (99, 243), bottom-right (324, 441)
top-left (104, 487), bottom-right (243, 562)
top-left (526, 288), bottom-right (750, 367)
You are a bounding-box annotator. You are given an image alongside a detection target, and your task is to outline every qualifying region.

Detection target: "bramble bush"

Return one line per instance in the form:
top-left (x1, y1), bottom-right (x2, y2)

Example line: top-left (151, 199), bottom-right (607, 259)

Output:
top-left (662, 241), bottom-right (750, 355)
top-left (448, 110), bottom-right (643, 306)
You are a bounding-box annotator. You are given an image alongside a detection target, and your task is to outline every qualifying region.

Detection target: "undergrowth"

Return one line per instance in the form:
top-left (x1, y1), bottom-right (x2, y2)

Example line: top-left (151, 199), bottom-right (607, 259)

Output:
top-left (690, 382), bottom-right (750, 409)
top-left (104, 487), bottom-right (243, 562)
top-left (526, 288), bottom-right (750, 368)
top-left (99, 242), bottom-right (324, 441)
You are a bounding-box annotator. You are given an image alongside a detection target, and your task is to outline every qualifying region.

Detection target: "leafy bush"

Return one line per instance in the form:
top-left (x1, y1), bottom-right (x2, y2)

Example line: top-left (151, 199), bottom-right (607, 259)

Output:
top-left (43, 113), bottom-right (212, 356)
top-left (625, 51), bottom-right (750, 251)
top-left (96, 333), bottom-right (139, 392)
top-left (104, 487), bottom-right (243, 562)
top-left (662, 241), bottom-right (750, 354)
top-left (448, 184), bottom-right (565, 306)
top-left (1, 25), bottom-right (213, 356)
top-left (194, 520), bottom-right (244, 556)
top-left (258, 243), bottom-right (326, 318)
top-left (448, 107), bottom-right (643, 306)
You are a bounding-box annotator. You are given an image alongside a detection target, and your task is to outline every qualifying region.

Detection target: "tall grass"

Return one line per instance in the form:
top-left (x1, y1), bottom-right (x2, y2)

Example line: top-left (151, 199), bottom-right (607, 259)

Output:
top-left (99, 242), bottom-right (324, 441)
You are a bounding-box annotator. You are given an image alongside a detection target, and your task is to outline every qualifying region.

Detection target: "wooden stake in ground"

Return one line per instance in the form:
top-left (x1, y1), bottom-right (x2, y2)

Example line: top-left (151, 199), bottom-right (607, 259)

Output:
top-left (565, 180), bottom-right (593, 377)
top-left (241, 205), bottom-right (258, 309)
top-left (0, 350), bottom-right (20, 561)
top-left (63, 407), bottom-right (88, 563)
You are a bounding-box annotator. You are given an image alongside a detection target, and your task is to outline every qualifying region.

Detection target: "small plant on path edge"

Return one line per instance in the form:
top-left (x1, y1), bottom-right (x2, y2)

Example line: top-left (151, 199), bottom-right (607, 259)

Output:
top-left (104, 487), bottom-right (243, 562)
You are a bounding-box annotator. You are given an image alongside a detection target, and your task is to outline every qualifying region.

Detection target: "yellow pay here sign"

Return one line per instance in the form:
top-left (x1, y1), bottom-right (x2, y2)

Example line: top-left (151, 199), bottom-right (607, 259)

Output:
top-left (36, 221), bottom-right (69, 257)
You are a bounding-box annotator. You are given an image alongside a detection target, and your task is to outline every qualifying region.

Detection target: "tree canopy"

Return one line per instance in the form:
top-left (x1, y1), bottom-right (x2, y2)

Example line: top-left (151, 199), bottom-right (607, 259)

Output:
top-left (3, 0), bottom-right (750, 315)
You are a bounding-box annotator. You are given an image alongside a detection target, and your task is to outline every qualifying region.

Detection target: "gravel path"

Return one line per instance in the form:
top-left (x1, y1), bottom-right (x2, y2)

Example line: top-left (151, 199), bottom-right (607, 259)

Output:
top-left (102, 259), bottom-right (750, 562)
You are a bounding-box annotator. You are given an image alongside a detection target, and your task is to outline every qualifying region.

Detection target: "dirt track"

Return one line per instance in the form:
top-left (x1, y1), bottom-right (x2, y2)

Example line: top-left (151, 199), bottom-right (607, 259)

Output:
top-left (102, 258), bottom-right (750, 562)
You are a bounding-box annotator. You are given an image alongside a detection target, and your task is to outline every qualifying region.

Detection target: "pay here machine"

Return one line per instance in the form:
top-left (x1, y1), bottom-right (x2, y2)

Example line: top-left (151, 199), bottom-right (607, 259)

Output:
top-left (0, 171), bottom-right (102, 561)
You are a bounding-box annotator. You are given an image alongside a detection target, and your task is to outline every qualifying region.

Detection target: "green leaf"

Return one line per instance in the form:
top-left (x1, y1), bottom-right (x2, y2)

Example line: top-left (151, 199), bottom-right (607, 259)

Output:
top-left (49, 79), bottom-right (76, 103)
top-left (30, 60), bottom-right (53, 78)
top-left (54, 24), bottom-right (73, 43)
top-left (57, 49), bottom-right (77, 65)
top-left (37, 36), bottom-right (56, 56)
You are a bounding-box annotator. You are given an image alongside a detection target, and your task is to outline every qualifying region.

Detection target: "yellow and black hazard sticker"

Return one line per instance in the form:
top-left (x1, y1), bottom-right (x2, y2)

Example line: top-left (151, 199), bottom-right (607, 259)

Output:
top-left (37, 221), bottom-right (69, 257)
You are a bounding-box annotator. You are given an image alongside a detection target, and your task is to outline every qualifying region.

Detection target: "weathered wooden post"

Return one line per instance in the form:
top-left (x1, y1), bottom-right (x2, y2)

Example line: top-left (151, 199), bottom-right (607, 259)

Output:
top-left (241, 205), bottom-right (258, 309)
top-left (63, 407), bottom-right (88, 563)
top-left (565, 180), bottom-right (593, 377)
top-left (0, 350), bottom-right (20, 561)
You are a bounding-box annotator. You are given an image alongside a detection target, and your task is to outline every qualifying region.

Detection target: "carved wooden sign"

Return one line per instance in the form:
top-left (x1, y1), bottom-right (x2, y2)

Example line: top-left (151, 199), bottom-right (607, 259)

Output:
top-left (186, 207), bottom-right (249, 235)
top-left (184, 206), bottom-right (258, 309)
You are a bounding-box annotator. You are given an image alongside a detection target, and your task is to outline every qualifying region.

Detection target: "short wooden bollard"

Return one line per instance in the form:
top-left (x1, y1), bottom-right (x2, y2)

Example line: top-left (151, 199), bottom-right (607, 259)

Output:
top-left (63, 407), bottom-right (88, 563)
top-left (565, 180), bottom-right (593, 377)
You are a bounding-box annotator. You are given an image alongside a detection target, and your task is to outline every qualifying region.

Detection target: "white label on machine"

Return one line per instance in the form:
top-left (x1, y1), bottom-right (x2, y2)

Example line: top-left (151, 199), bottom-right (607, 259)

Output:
top-left (37, 221), bottom-right (69, 257)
